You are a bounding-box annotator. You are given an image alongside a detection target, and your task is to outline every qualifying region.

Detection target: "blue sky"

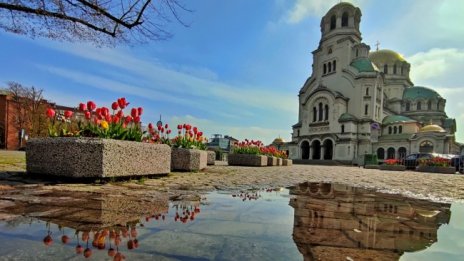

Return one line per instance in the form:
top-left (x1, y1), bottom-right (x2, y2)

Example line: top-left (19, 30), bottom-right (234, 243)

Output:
top-left (1, 0), bottom-right (463, 144)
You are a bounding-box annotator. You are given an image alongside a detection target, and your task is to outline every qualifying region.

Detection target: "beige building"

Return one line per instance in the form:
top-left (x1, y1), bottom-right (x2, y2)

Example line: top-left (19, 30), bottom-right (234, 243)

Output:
top-left (287, 2), bottom-right (462, 164)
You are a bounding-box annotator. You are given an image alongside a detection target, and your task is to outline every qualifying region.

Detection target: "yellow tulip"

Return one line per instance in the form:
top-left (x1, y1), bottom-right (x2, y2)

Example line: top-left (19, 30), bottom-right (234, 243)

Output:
top-left (101, 120), bottom-right (109, 130)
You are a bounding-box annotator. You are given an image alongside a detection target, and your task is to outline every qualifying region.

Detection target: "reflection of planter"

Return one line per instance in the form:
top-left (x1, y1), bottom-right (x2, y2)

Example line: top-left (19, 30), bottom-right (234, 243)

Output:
top-left (283, 159), bottom-right (293, 166)
top-left (26, 137), bottom-right (171, 178)
top-left (379, 165), bottom-right (406, 171)
top-left (267, 156), bottom-right (277, 166)
top-left (207, 151), bottom-right (215, 165)
top-left (228, 154), bottom-right (267, 167)
top-left (364, 165), bottom-right (380, 169)
top-left (417, 166), bottom-right (456, 174)
top-left (171, 148), bottom-right (207, 171)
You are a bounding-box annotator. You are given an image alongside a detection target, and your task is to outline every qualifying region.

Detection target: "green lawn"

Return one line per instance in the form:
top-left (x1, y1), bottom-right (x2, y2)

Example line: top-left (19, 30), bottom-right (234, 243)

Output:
top-left (0, 150), bottom-right (26, 171)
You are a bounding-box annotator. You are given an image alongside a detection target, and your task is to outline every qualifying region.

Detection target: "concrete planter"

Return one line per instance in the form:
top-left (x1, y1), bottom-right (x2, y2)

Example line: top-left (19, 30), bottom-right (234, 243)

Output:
top-left (26, 137), bottom-right (171, 178)
top-left (277, 158), bottom-right (283, 166)
top-left (228, 154), bottom-right (267, 167)
top-left (171, 147), bottom-right (207, 171)
top-left (417, 166), bottom-right (456, 174)
top-left (282, 159), bottom-right (293, 166)
top-left (207, 151), bottom-right (216, 165)
top-left (379, 165), bottom-right (406, 171)
top-left (267, 156), bottom-right (278, 166)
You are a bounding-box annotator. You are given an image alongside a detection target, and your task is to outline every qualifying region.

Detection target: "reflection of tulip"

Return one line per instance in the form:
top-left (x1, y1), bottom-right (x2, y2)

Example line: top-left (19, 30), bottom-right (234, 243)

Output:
top-left (76, 244), bottom-right (84, 254)
top-left (127, 239), bottom-right (134, 250)
top-left (43, 234), bottom-right (53, 246)
top-left (79, 103), bottom-right (87, 111)
top-left (82, 231), bottom-right (89, 241)
top-left (130, 228), bottom-right (137, 238)
top-left (84, 248), bottom-right (92, 258)
top-left (61, 235), bottom-right (70, 244)
top-left (108, 248), bottom-right (116, 257)
top-left (114, 252), bottom-right (125, 261)
top-left (46, 108), bottom-right (55, 118)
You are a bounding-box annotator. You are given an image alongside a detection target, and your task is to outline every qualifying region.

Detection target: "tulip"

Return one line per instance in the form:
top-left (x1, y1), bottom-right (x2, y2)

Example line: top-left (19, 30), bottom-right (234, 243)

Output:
top-left (85, 111), bottom-right (91, 120)
top-left (198, 131), bottom-right (203, 137)
top-left (161, 127), bottom-right (164, 133)
top-left (148, 123), bottom-right (154, 130)
top-left (87, 101), bottom-right (96, 111)
top-left (177, 124), bottom-right (182, 130)
top-left (118, 98), bottom-right (129, 109)
top-left (116, 110), bottom-right (124, 118)
top-left (131, 108), bottom-right (138, 118)
top-left (101, 120), bottom-right (109, 130)
top-left (111, 102), bottom-right (119, 110)
top-left (165, 123), bottom-right (169, 129)
top-left (46, 108), bottom-right (56, 118)
top-left (96, 108), bottom-right (102, 116)
top-left (64, 110), bottom-right (73, 119)
top-left (134, 116), bottom-right (141, 124)
top-left (137, 107), bottom-right (143, 116)
top-left (113, 116), bottom-right (120, 124)
top-left (125, 116), bottom-right (132, 124)
top-left (79, 103), bottom-right (87, 111)
top-left (193, 127), bottom-right (198, 134)
top-left (101, 107), bottom-right (110, 117)
top-left (167, 130), bottom-right (171, 134)
top-left (105, 114), bottom-right (112, 122)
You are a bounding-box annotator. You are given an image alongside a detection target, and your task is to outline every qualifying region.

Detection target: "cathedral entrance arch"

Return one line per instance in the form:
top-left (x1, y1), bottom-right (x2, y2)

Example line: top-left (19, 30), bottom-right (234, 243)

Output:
top-left (377, 148), bottom-right (385, 160)
top-left (419, 141), bottom-right (433, 153)
top-left (311, 140), bottom-right (321, 160)
top-left (387, 147), bottom-right (396, 159)
top-left (323, 139), bottom-right (333, 160)
top-left (301, 140), bottom-right (310, 160)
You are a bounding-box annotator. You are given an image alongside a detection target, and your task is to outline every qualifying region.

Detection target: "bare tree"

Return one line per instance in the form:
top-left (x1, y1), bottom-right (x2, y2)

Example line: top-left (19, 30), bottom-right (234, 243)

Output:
top-left (0, 0), bottom-right (190, 45)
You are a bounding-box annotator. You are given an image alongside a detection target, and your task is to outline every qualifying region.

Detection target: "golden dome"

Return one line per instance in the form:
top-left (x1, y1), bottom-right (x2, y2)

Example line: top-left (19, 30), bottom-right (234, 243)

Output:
top-left (273, 137), bottom-right (285, 144)
top-left (419, 124), bottom-right (446, 133)
top-left (369, 49), bottom-right (406, 65)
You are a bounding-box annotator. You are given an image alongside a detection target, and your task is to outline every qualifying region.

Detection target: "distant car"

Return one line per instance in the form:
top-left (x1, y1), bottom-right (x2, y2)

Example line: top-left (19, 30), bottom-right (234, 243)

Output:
top-left (403, 153), bottom-right (434, 170)
top-left (451, 155), bottom-right (464, 173)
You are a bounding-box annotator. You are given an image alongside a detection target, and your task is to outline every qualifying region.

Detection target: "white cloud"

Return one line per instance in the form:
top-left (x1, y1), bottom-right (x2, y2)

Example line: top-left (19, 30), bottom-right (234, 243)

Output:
top-left (285, 0), bottom-right (367, 24)
top-left (170, 115), bottom-right (291, 145)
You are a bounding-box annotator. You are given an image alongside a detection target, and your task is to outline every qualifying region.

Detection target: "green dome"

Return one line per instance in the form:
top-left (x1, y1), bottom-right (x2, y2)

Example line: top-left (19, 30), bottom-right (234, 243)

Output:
top-left (403, 86), bottom-right (442, 100)
top-left (369, 49), bottom-right (406, 65)
top-left (350, 58), bottom-right (378, 72)
top-left (382, 115), bottom-right (416, 125)
top-left (339, 113), bottom-right (358, 122)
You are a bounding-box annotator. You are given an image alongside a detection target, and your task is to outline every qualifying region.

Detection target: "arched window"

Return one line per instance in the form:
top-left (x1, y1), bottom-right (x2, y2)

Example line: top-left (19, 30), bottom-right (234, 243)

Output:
top-left (377, 148), bottom-right (385, 160)
top-left (387, 147), bottom-right (395, 159)
top-left (364, 104), bottom-right (369, 115)
top-left (405, 102), bottom-right (410, 111)
top-left (328, 62), bottom-right (332, 72)
top-left (428, 100), bottom-right (432, 110)
top-left (437, 102), bottom-right (440, 110)
top-left (388, 126), bottom-right (392, 134)
top-left (328, 48), bottom-right (332, 54)
top-left (394, 126), bottom-right (397, 134)
top-left (318, 103), bottom-right (323, 121)
top-left (401, 65), bottom-right (404, 75)
top-left (330, 15), bottom-right (336, 30)
top-left (333, 60), bottom-right (336, 71)
top-left (313, 107), bottom-right (317, 122)
top-left (399, 125), bottom-right (403, 134)
top-left (341, 125), bottom-right (345, 134)
top-left (393, 64), bottom-right (397, 74)
top-left (417, 101), bottom-right (421, 110)
top-left (356, 49), bottom-right (359, 57)
top-left (365, 87), bottom-right (369, 96)
top-left (384, 65), bottom-right (388, 74)
top-left (419, 141), bottom-right (434, 153)
top-left (341, 12), bottom-right (349, 27)
top-left (324, 104), bottom-right (329, 121)
top-left (323, 64), bottom-right (327, 74)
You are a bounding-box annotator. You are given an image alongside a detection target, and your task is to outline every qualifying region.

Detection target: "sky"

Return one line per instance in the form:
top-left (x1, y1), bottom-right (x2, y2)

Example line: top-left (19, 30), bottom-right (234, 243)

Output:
top-left (1, 0), bottom-right (463, 144)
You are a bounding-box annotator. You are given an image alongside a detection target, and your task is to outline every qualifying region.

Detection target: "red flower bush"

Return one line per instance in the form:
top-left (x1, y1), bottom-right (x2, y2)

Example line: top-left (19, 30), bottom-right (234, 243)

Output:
top-left (384, 159), bottom-right (400, 165)
top-left (419, 157), bottom-right (450, 167)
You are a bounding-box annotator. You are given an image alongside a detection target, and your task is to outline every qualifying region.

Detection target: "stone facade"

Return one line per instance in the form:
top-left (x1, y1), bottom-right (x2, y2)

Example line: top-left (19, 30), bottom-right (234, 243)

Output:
top-left (228, 154), bottom-right (268, 167)
top-left (171, 148), bottom-right (207, 171)
top-left (26, 137), bottom-right (171, 178)
top-left (287, 2), bottom-right (463, 165)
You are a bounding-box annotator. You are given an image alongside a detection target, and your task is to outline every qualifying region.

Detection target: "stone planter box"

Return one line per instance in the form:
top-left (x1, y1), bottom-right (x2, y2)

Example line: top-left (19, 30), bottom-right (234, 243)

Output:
top-left (267, 156), bottom-right (278, 166)
top-left (171, 148), bottom-right (207, 171)
top-left (282, 159), bottom-right (293, 166)
top-left (277, 158), bottom-right (283, 166)
top-left (207, 151), bottom-right (216, 165)
top-left (379, 165), bottom-right (406, 171)
top-left (228, 154), bottom-right (267, 167)
top-left (26, 137), bottom-right (171, 178)
top-left (417, 166), bottom-right (456, 174)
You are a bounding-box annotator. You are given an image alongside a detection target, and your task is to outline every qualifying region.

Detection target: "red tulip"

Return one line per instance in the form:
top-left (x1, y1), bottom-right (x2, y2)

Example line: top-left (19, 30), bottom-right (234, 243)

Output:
top-left (87, 101), bottom-right (96, 111)
top-left (158, 125), bottom-right (162, 131)
top-left (118, 98), bottom-right (129, 109)
top-left (113, 116), bottom-right (120, 124)
top-left (193, 127), bottom-right (198, 134)
top-left (64, 110), bottom-right (73, 119)
top-left (105, 114), bottom-right (112, 122)
top-left (198, 131), bottom-right (203, 137)
top-left (165, 123), bottom-right (169, 129)
top-left (79, 103), bottom-right (87, 111)
top-left (46, 108), bottom-right (55, 118)
top-left (177, 124), bottom-right (182, 130)
top-left (131, 108), bottom-right (138, 118)
top-left (185, 125), bottom-right (191, 131)
top-left (137, 107), bottom-right (143, 116)
top-left (84, 111), bottom-right (91, 120)
top-left (161, 127), bottom-right (164, 133)
top-left (148, 123), bottom-right (154, 130)
top-left (124, 116), bottom-right (132, 124)
top-left (134, 116), bottom-right (141, 124)
top-left (101, 107), bottom-right (110, 117)
top-left (116, 110), bottom-right (124, 118)
top-left (111, 102), bottom-right (119, 110)
top-left (96, 108), bottom-right (102, 116)
top-left (43, 234), bottom-right (53, 246)
top-left (167, 130), bottom-right (171, 134)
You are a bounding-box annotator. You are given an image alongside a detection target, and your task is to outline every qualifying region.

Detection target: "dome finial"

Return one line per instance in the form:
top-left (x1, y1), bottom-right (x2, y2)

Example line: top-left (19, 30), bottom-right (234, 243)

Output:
top-left (375, 40), bottom-right (380, 51)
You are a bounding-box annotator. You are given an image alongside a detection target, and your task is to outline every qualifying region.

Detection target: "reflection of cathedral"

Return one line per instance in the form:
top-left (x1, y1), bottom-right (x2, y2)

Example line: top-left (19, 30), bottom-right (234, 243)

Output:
top-left (287, 2), bottom-right (462, 164)
top-left (289, 182), bottom-right (451, 260)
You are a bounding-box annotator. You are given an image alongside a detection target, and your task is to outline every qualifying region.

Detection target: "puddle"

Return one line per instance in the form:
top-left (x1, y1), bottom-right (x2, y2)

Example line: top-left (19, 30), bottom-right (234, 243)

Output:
top-left (0, 182), bottom-right (461, 260)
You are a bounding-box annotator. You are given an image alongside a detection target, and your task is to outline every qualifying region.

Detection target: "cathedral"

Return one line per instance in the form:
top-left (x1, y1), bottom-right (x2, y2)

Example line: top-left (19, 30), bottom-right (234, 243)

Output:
top-left (287, 2), bottom-right (462, 164)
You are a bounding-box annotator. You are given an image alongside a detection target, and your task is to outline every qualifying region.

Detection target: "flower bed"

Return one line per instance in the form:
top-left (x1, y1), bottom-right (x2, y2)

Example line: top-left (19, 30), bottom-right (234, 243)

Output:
top-left (417, 156), bottom-right (456, 174)
top-left (379, 159), bottom-right (405, 171)
top-left (26, 138), bottom-right (171, 178)
top-left (228, 139), bottom-right (288, 167)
